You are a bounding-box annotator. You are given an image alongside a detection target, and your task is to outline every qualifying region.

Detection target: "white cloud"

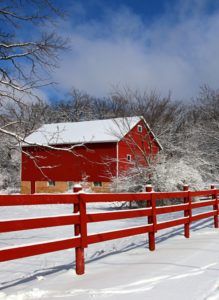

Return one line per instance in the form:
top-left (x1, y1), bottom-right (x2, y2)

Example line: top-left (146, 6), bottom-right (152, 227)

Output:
top-left (53, 1), bottom-right (219, 100)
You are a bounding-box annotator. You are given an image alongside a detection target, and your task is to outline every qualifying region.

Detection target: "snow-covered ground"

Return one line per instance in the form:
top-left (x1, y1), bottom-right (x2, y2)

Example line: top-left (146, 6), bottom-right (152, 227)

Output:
top-left (1, 201), bottom-right (219, 299)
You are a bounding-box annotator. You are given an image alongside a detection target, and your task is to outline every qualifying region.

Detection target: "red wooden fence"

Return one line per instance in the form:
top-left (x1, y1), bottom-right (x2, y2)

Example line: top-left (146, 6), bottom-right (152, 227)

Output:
top-left (0, 185), bottom-right (218, 275)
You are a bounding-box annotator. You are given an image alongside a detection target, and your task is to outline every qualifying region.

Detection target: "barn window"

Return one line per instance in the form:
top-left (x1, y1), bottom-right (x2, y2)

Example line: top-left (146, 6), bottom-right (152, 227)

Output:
top-left (137, 125), bottom-right (143, 133)
top-left (127, 154), bottom-right (132, 162)
top-left (93, 181), bottom-right (102, 187)
top-left (48, 180), bottom-right (56, 187)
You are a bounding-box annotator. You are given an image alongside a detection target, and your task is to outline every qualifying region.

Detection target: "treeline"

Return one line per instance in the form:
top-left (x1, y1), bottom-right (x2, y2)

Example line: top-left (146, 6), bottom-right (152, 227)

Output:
top-left (0, 85), bottom-right (218, 192)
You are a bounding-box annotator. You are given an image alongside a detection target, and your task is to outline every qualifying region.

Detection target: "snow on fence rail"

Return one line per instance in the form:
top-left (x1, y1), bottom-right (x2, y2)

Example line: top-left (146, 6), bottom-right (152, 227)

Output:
top-left (0, 185), bottom-right (218, 275)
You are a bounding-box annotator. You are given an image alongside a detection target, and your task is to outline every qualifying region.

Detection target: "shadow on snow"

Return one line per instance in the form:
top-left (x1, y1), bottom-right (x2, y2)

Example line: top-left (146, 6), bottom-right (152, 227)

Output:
top-left (0, 218), bottom-right (215, 291)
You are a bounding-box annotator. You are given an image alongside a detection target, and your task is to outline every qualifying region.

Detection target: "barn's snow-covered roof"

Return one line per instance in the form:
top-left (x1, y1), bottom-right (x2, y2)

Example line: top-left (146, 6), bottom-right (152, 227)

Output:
top-left (23, 116), bottom-right (144, 146)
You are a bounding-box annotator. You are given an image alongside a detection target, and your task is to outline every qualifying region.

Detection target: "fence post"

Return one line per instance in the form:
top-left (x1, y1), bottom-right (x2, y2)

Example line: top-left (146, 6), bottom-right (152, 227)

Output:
top-left (146, 185), bottom-right (156, 251)
top-left (211, 185), bottom-right (218, 228)
top-left (73, 185), bottom-right (82, 235)
top-left (183, 185), bottom-right (190, 238)
top-left (73, 184), bottom-right (85, 275)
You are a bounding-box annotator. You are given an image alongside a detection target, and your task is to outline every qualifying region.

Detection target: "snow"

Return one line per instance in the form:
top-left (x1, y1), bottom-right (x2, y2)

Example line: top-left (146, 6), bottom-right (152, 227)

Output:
top-left (1, 201), bottom-right (219, 299)
top-left (23, 117), bottom-right (141, 146)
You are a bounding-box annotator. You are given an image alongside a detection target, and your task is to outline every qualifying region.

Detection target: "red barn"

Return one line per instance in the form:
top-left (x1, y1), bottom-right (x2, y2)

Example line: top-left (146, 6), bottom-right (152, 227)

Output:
top-left (21, 116), bottom-right (162, 193)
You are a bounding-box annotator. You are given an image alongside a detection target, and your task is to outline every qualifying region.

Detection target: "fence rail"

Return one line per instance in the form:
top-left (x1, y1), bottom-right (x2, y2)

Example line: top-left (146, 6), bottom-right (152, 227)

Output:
top-left (0, 185), bottom-right (218, 275)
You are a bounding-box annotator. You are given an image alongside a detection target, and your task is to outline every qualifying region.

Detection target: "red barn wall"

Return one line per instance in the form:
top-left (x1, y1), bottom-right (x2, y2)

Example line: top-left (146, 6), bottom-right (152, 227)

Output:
top-left (21, 119), bottom-right (161, 193)
top-left (22, 142), bottom-right (117, 183)
top-left (118, 120), bottom-right (160, 175)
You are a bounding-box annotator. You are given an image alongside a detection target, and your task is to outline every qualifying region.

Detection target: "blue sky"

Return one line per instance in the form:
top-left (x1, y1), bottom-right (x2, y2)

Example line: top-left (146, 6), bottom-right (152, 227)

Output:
top-left (44, 0), bottom-right (219, 101)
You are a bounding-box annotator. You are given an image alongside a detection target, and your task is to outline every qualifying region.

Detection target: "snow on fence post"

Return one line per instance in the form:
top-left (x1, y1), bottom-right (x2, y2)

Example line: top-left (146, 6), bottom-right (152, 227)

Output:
top-left (146, 185), bottom-right (156, 251)
top-left (183, 185), bottom-right (190, 238)
top-left (73, 184), bottom-right (86, 275)
top-left (211, 185), bottom-right (219, 228)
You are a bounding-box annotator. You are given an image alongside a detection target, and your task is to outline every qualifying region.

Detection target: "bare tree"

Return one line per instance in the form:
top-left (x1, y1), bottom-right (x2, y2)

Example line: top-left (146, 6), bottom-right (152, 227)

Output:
top-left (0, 0), bottom-right (66, 143)
top-left (194, 85), bottom-right (219, 142)
top-left (110, 87), bottom-right (183, 135)
top-left (107, 87), bottom-right (217, 198)
top-left (48, 89), bottom-right (98, 123)
top-left (189, 85), bottom-right (219, 180)
top-left (0, 0), bottom-right (68, 191)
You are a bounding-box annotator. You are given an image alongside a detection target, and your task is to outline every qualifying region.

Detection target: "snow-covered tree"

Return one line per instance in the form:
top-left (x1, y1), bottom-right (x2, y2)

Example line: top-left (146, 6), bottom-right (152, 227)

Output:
top-left (109, 86), bottom-right (218, 200)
